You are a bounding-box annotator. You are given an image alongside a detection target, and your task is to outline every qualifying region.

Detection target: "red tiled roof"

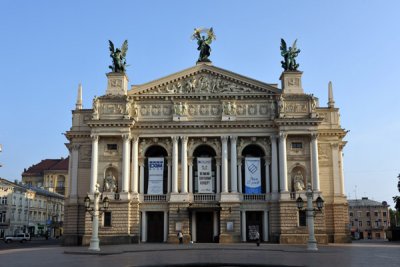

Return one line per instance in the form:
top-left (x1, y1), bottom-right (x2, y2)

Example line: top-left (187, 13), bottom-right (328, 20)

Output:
top-left (22, 157), bottom-right (69, 176)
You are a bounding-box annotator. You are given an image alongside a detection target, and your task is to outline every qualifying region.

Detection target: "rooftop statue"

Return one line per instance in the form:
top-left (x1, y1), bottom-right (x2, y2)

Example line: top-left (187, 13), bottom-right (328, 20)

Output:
top-left (192, 27), bottom-right (216, 63)
top-left (109, 40), bottom-right (128, 73)
top-left (280, 39), bottom-right (301, 71)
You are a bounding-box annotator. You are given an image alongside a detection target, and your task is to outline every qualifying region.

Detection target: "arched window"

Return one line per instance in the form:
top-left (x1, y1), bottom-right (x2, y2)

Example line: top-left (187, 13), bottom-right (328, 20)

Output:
top-left (192, 145), bottom-right (216, 193)
top-left (145, 145), bottom-right (168, 194)
top-left (241, 145), bottom-right (266, 194)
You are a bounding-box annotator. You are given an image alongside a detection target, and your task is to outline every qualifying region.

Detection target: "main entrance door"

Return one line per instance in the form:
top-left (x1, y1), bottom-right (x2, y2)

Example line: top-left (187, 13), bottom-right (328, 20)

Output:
top-left (147, 212), bottom-right (164, 242)
top-left (196, 212), bottom-right (214, 243)
top-left (246, 211), bottom-right (263, 242)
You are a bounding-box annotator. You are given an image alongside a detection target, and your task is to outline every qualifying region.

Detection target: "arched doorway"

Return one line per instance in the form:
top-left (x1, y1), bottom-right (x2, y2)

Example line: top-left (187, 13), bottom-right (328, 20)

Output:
top-left (192, 145), bottom-right (217, 193)
top-left (144, 145), bottom-right (168, 194)
top-left (241, 145), bottom-right (266, 194)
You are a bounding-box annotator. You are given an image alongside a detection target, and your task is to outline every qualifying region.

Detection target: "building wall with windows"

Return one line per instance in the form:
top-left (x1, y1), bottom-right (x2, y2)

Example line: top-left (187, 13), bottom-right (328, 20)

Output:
top-left (0, 178), bottom-right (64, 238)
top-left (22, 158), bottom-right (69, 196)
top-left (348, 197), bottom-right (390, 239)
top-left (64, 61), bottom-right (349, 246)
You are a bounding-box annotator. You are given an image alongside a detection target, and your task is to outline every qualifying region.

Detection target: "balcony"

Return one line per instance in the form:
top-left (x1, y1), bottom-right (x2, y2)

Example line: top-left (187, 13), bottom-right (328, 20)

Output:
top-left (243, 194), bottom-right (266, 201)
top-left (143, 194), bottom-right (167, 202)
top-left (0, 219), bottom-right (10, 227)
top-left (193, 194), bottom-right (216, 202)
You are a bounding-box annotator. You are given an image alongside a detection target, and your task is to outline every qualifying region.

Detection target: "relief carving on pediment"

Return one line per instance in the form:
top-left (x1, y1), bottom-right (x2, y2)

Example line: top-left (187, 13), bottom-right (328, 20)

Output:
top-left (150, 74), bottom-right (256, 94)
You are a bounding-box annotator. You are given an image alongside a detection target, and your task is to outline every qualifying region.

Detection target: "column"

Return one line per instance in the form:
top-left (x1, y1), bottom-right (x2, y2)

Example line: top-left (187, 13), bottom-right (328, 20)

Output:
top-left (265, 159), bottom-right (270, 193)
top-left (171, 136), bottom-right (179, 193)
top-left (163, 211), bottom-right (168, 242)
top-left (270, 135), bottom-right (279, 193)
top-left (167, 158), bottom-right (171, 193)
top-left (263, 211), bottom-right (269, 242)
top-left (278, 133), bottom-right (288, 192)
top-left (181, 136), bottom-right (188, 193)
top-left (89, 134), bottom-right (99, 193)
top-left (221, 136), bottom-right (228, 193)
top-left (122, 134), bottom-right (131, 192)
top-left (131, 137), bottom-right (139, 193)
top-left (238, 158), bottom-right (242, 193)
top-left (70, 144), bottom-right (80, 197)
top-left (141, 211), bottom-right (147, 242)
top-left (230, 136), bottom-right (238, 193)
top-left (139, 159), bottom-right (145, 194)
top-left (310, 133), bottom-right (320, 191)
top-left (213, 211), bottom-right (218, 238)
top-left (216, 158), bottom-right (221, 193)
top-left (331, 143), bottom-right (340, 195)
top-left (241, 211), bottom-right (247, 242)
top-left (188, 160), bottom-right (193, 193)
top-left (339, 146), bottom-right (346, 195)
top-left (192, 211), bottom-right (197, 242)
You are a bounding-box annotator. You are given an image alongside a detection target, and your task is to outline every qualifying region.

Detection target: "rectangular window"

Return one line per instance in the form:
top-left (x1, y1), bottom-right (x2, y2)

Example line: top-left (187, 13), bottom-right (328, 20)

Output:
top-left (351, 221), bottom-right (354, 226)
top-left (359, 221), bottom-right (362, 227)
top-left (366, 212), bottom-right (370, 217)
top-left (374, 211), bottom-right (378, 217)
top-left (298, 210), bottom-right (306, 226)
top-left (103, 212), bottom-right (112, 227)
top-left (367, 221), bottom-right (371, 226)
top-left (291, 142), bottom-right (303, 149)
top-left (349, 212), bottom-right (353, 217)
top-left (107, 144), bottom-right (118, 151)
top-left (383, 212), bottom-right (387, 217)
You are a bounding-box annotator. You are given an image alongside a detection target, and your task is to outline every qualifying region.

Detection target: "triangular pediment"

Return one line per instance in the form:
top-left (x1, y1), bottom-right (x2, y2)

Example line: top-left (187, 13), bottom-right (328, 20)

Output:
top-left (128, 64), bottom-right (281, 95)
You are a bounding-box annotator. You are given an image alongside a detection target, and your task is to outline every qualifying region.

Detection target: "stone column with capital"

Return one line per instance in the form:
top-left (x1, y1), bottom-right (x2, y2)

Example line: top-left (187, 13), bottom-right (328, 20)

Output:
top-left (216, 158), bottom-right (221, 193)
top-left (122, 134), bottom-right (131, 193)
top-left (181, 136), bottom-right (188, 193)
top-left (331, 143), bottom-right (340, 195)
top-left (278, 133), bottom-right (288, 192)
top-left (237, 158), bottom-right (243, 193)
top-left (131, 137), bottom-right (139, 194)
top-left (339, 146), bottom-right (346, 195)
top-left (139, 159), bottom-right (145, 194)
top-left (264, 158), bottom-right (271, 193)
top-left (270, 135), bottom-right (279, 194)
top-left (90, 135), bottom-right (99, 193)
top-left (230, 136), bottom-right (238, 193)
top-left (221, 136), bottom-right (229, 193)
top-left (188, 159), bottom-right (193, 193)
top-left (171, 136), bottom-right (179, 193)
top-left (310, 134), bottom-right (320, 191)
top-left (69, 144), bottom-right (80, 198)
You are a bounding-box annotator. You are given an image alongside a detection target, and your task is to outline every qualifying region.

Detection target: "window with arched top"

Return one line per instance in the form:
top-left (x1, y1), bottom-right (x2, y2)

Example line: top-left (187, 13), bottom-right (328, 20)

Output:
top-left (145, 145), bottom-right (168, 194)
top-left (192, 145), bottom-right (217, 193)
top-left (241, 144), bottom-right (266, 194)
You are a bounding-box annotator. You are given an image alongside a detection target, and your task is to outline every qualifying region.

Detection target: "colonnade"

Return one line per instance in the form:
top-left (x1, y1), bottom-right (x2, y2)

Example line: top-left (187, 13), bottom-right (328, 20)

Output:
top-left (82, 133), bottom-right (323, 196)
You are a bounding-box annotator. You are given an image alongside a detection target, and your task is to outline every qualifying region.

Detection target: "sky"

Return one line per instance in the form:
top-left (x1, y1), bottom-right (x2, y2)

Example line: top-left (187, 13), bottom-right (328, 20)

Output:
top-left (0, 0), bottom-right (399, 204)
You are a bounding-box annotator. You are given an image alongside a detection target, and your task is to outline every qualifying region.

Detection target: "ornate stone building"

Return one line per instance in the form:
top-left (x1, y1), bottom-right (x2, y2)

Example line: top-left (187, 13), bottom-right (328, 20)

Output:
top-left (64, 60), bottom-right (349, 245)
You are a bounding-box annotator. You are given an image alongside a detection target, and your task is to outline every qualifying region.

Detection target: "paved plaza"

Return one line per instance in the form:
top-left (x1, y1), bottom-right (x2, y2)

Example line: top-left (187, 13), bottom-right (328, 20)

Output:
top-left (0, 240), bottom-right (399, 267)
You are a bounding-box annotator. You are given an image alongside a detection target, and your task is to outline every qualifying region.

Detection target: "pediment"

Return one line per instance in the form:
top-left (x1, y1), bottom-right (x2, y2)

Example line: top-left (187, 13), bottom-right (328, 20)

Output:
top-left (128, 64), bottom-right (281, 96)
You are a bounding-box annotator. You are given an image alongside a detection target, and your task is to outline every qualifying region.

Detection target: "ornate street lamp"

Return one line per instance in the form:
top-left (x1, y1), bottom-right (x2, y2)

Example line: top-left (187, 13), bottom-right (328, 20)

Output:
top-left (296, 183), bottom-right (324, 251)
top-left (84, 183), bottom-right (109, 251)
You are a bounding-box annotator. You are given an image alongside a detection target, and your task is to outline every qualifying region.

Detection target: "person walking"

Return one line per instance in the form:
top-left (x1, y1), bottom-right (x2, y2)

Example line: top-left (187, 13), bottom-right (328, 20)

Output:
top-left (255, 230), bottom-right (260, 246)
top-left (178, 231), bottom-right (183, 244)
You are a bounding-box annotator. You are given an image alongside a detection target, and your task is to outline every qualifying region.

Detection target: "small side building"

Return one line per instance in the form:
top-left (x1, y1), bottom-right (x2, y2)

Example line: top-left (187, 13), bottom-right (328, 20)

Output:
top-left (348, 197), bottom-right (390, 239)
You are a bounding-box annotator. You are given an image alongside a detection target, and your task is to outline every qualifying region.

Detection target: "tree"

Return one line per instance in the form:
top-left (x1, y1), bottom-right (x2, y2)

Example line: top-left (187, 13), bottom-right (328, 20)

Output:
top-left (393, 174), bottom-right (400, 212)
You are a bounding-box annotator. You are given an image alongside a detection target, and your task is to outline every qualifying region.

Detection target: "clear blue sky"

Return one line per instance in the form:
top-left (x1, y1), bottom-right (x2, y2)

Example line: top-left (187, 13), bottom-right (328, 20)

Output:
top-left (0, 0), bottom-right (399, 204)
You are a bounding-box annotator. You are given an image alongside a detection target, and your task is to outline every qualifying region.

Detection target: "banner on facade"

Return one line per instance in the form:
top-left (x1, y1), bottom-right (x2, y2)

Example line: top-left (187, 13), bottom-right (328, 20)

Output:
top-left (245, 157), bottom-right (261, 194)
top-left (148, 157), bottom-right (164, 194)
top-left (197, 157), bottom-right (213, 193)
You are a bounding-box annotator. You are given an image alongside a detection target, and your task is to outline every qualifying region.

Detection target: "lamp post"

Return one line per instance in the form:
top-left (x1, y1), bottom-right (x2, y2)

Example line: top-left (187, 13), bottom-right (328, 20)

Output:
top-left (84, 183), bottom-right (109, 251)
top-left (296, 183), bottom-right (324, 251)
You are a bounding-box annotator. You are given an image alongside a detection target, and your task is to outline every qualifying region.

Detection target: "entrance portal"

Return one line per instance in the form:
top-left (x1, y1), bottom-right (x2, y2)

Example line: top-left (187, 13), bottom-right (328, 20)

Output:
top-left (196, 212), bottom-right (214, 243)
top-left (246, 211), bottom-right (263, 242)
top-left (147, 212), bottom-right (164, 242)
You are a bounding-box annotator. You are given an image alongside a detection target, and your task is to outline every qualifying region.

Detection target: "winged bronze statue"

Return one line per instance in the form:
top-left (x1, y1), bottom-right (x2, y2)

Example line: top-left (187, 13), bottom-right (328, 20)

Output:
top-left (192, 27), bottom-right (216, 63)
top-left (109, 40), bottom-right (128, 73)
top-left (280, 38), bottom-right (301, 71)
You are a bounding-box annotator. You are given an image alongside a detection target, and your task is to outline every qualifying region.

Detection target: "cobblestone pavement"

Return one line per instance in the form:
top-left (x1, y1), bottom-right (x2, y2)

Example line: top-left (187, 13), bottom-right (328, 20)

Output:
top-left (0, 240), bottom-right (399, 267)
